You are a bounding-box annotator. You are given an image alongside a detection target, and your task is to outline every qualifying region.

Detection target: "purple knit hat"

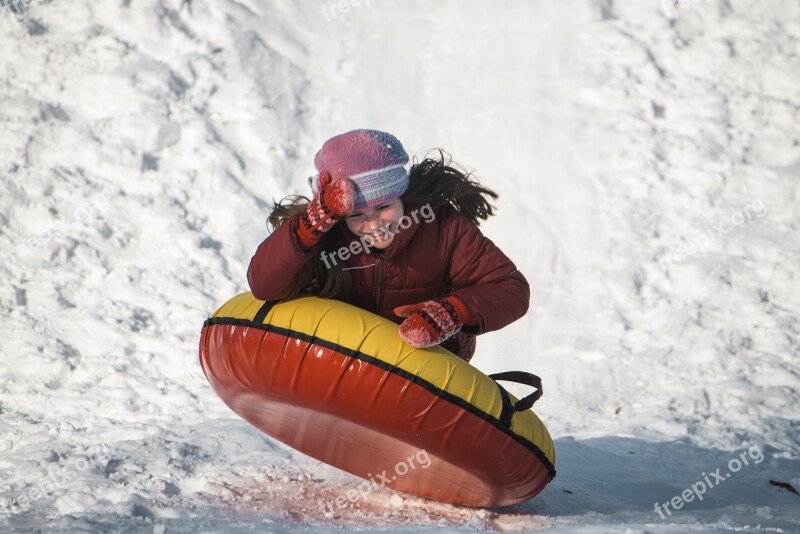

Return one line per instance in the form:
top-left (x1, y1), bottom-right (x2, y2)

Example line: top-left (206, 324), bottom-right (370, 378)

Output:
top-left (313, 129), bottom-right (409, 211)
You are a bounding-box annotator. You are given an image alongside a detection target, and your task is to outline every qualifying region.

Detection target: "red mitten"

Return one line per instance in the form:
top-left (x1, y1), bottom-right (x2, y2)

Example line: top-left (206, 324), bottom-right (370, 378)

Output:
top-left (394, 297), bottom-right (473, 349)
top-left (296, 172), bottom-right (356, 250)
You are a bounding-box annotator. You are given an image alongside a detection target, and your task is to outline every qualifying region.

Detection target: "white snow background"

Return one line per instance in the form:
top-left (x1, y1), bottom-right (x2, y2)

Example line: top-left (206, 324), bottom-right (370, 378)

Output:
top-left (1, 0), bottom-right (799, 532)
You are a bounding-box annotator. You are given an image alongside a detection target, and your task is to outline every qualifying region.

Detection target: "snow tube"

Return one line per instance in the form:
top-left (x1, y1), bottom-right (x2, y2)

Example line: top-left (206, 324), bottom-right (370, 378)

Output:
top-left (199, 292), bottom-right (556, 507)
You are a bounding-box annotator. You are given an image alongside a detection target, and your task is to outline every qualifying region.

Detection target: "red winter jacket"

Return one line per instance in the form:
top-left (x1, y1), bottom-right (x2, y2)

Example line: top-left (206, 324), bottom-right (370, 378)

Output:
top-left (247, 205), bottom-right (530, 362)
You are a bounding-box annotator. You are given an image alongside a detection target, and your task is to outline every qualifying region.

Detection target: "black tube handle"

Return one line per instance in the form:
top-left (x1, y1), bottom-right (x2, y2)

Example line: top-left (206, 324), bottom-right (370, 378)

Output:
top-left (488, 371), bottom-right (543, 427)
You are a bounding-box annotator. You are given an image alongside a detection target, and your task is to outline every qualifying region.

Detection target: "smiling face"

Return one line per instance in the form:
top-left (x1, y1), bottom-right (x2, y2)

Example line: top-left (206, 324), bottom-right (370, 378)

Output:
top-left (343, 198), bottom-right (404, 249)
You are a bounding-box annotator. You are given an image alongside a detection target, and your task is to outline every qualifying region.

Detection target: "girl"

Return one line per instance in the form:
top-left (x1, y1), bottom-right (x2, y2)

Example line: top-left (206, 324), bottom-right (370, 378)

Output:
top-left (247, 129), bottom-right (529, 363)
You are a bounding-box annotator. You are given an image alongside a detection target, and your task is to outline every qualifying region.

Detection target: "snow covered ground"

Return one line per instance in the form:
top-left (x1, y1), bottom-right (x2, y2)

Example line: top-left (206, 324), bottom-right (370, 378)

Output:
top-left (1, 0), bottom-right (799, 531)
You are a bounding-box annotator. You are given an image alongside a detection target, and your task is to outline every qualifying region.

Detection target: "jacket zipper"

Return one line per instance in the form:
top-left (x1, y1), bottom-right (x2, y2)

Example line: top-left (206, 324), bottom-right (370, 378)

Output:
top-left (374, 256), bottom-right (385, 314)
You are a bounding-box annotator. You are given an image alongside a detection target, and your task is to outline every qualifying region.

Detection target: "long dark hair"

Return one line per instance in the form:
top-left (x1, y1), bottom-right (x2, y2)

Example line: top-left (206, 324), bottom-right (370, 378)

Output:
top-left (266, 150), bottom-right (498, 300)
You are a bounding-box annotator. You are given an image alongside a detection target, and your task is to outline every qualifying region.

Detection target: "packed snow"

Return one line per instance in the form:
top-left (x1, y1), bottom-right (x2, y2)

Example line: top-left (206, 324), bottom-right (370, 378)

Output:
top-left (1, 0), bottom-right (799, 531)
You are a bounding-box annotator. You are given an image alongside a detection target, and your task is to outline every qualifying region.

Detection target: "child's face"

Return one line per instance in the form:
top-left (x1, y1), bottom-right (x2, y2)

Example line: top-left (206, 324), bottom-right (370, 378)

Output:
top-left (343, 198), bottom-right (404, 249)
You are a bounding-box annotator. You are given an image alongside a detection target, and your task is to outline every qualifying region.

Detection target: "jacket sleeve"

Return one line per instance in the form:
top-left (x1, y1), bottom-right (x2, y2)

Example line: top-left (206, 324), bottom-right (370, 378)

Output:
top-left (445, 210), bottom-right (530, 336)
top-left (247, 214), bottom-right (318, 301)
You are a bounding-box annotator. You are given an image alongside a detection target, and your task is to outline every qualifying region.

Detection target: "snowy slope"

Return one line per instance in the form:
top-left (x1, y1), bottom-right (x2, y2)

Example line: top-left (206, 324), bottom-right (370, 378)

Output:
top-left (1, 0), bottom-right (799, 531)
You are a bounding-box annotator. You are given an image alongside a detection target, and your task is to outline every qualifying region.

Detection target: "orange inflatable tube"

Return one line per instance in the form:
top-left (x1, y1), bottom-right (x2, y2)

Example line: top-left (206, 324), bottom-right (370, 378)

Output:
top-left (199, 292), bottom-right (556, 507)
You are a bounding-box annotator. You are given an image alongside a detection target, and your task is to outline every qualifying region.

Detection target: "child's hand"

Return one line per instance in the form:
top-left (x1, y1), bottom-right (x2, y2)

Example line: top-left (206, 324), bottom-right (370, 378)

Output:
top-left (296, 172), bottom-right (355, 249)
top-left (393, 297), bottom-right (471, 349)
top-left (318, 172), bottom-right (356, 219)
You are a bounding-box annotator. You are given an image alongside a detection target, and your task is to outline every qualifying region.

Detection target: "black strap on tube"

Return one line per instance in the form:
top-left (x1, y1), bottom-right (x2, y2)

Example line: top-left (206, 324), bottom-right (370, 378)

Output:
top-left (488, 371), bottom-right (544, 428)
top-left (252, 300), bottom-right (278, 324)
